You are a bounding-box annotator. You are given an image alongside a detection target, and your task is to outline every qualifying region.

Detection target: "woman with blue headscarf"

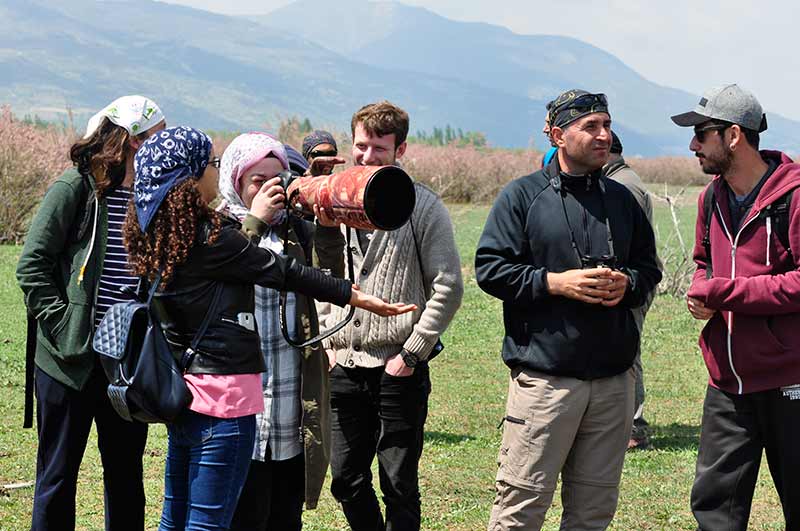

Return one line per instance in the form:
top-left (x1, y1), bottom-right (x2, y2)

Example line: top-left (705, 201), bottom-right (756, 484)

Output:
top-left (122, 126), bottom-right (415, 530)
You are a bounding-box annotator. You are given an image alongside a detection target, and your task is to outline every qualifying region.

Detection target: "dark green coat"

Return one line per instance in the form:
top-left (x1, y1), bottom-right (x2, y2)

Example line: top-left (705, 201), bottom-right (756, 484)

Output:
top-left (17, 168), bottom-right (108, 390)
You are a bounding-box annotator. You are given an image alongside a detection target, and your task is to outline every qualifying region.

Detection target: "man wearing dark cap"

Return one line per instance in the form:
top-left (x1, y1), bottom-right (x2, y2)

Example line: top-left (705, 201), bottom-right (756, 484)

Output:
top-left (540, 99), bottom-right (558, 168)
top-left (673, 84), bottom-right (800, 530)
top-left (302, 129), bottom-right (341, 175)
top-left (603, 131), bottom-right (661, 451)
top-left (476, 90), bottom-right (661, 530)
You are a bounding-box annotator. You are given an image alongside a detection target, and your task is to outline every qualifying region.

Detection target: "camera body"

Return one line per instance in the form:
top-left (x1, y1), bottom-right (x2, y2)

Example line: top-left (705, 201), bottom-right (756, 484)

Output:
top-left (580, 254), bottom-right (618, 270)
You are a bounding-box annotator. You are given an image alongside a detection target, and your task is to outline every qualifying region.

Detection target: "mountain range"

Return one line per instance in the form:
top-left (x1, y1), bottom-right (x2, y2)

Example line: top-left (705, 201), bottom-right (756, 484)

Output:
top-left (1, 0), bottom-right (797, 155)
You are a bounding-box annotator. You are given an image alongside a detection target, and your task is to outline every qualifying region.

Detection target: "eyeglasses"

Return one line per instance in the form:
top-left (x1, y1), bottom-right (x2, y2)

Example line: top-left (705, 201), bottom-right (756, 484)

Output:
top-left (308, 149), bottom-right (338, 159)
top-left (208, 157), bottom-right (221, 168)
top-left (693, 124), bottom-right (730, 143)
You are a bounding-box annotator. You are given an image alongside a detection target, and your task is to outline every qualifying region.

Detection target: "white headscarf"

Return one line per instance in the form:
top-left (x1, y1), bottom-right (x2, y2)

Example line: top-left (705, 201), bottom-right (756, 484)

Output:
top-left (218, 132), bottom-right (290, 253)
top-left (84, 95), bottom-right (165, 138)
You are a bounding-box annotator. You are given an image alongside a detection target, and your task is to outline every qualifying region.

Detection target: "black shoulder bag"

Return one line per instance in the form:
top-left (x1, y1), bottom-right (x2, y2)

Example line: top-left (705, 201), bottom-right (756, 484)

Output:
top-left (93, 270), bottom-right (223, 423)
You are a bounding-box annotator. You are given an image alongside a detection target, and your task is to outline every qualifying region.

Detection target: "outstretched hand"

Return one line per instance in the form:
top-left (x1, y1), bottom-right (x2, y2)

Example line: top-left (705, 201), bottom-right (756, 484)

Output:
top-left (349, 285), bottom-right (417, 316)
top-left (306, 156), bottom-right (346, 176)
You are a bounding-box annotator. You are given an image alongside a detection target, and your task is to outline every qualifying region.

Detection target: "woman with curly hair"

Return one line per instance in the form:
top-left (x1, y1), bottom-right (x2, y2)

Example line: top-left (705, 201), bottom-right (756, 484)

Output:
top-left (16, 95), bottom-right (166, 531)
top-left (123, 126), bottom-right (414, 531)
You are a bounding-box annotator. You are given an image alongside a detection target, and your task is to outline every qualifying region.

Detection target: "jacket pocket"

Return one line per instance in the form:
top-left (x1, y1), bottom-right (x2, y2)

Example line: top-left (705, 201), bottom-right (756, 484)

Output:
top-left (39, 302), bottom-right (93, 362)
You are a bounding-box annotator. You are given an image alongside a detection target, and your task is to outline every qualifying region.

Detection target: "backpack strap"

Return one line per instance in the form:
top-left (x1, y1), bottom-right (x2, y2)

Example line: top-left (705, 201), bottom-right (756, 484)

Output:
top-left (702, 186), bottom-right (716, 279)
top-left (146, 268), bottom-right (224, 372)
top-left (765, 189), bottom-right (794, 260)
top-left (23, 313), bottom-right (37, 428)
top-left (179, 283), bottom-right (224, 371)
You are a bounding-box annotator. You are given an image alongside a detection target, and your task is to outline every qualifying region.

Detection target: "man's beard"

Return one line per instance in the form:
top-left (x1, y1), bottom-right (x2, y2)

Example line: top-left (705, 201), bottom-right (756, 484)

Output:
top-left (699, 145), bottom-right (733, 175)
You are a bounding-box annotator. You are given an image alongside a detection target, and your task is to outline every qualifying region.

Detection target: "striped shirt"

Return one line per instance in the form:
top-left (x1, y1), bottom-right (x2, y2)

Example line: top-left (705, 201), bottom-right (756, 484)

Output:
top-left (94, 187), bottom-right (138, 329)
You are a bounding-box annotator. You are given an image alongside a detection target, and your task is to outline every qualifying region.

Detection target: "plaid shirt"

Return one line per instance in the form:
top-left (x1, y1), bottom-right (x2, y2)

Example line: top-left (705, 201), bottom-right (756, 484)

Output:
top-left (252, 286), bottom-right (303, 462)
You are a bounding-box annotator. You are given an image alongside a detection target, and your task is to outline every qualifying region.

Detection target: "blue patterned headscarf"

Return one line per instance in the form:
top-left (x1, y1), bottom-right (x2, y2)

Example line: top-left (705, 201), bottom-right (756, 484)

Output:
top-left (133, 126), bottom-right (212, 231)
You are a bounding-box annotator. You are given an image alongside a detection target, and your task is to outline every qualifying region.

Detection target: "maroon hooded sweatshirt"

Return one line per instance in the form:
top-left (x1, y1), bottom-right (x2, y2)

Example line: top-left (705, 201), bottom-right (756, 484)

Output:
top-left (688, 150), bottom-right (800, 395)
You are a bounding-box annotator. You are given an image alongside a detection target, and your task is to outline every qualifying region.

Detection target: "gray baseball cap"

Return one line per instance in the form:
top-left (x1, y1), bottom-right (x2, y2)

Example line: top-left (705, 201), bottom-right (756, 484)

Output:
top-left (671, 84), bottom-right (768, 132)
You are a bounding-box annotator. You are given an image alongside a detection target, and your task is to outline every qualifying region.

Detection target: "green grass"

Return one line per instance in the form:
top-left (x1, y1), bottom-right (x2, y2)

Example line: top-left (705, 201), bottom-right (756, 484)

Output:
top-left (0, 191), bottom-right (786, 530)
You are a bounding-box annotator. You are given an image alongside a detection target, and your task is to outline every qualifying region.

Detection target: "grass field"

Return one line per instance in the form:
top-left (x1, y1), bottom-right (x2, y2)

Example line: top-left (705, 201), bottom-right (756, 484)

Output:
top-left (0, 189), bottom-right (787, 530)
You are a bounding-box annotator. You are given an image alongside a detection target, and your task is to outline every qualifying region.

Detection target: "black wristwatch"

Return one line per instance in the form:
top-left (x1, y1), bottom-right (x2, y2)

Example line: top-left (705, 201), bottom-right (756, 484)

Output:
top-left (401, 349), bottom-right (420, 368)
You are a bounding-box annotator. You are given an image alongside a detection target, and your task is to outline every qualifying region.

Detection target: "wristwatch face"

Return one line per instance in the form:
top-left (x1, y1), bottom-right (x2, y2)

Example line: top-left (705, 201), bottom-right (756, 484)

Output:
top-left (402, 351), bottom-right (419, 368)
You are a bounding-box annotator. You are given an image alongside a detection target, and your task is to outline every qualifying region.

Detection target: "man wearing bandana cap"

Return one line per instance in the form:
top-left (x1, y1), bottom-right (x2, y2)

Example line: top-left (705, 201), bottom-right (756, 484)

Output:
top-left (476, 89), bottom-right (661, 530)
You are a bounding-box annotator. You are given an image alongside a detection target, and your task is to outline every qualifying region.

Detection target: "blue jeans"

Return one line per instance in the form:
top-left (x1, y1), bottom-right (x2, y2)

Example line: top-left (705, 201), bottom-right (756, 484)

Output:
top-left (159, 411), bottom-right (256, 531)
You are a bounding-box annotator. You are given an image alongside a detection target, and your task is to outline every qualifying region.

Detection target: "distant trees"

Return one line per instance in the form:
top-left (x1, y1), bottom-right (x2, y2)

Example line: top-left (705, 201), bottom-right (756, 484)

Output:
top-left (409, 125), bottom-right (487, 148)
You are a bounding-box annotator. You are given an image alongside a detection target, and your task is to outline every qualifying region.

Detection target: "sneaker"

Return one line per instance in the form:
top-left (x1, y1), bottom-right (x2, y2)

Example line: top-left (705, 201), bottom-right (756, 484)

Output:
top-left (627, 423), bottom-right (650, 451)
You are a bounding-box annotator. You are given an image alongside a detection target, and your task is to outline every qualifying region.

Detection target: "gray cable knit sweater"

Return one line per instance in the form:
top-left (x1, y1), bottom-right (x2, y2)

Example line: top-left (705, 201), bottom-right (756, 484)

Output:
top-left (315, 183), bottom-right (464, 368)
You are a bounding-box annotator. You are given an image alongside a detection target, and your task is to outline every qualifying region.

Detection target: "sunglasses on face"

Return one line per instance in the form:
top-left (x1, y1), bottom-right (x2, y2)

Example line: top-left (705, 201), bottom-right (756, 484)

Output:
top-left (308, 149), bottom-right (338, 159)
top-left (693, 124), bottom-right (730, 143)
top-left (208, 157), bottom-right (222, 168)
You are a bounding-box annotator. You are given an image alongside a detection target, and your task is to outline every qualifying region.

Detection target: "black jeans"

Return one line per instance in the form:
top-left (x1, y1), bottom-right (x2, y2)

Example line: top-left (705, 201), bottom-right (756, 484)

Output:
top-left (32, 365), bottom-right (148, 531)
top-left (329, 363), bottom-right (430, 531)
top-left (692, 384), bottom-right (800, 531)
top-left (229, 448), bottom-right (305, 531)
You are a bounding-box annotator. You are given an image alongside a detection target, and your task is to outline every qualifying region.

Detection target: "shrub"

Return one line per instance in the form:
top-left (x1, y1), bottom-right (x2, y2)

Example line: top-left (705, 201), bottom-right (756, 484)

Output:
top-left (0, 106), bottom-right (73, 243)
top-left (403, 144), bottom-right (537, 203)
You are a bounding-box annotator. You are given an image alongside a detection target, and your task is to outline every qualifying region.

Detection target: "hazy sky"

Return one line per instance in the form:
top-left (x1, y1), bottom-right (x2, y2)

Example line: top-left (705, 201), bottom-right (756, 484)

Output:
top-left (163, 0), bottom-right (800, 121)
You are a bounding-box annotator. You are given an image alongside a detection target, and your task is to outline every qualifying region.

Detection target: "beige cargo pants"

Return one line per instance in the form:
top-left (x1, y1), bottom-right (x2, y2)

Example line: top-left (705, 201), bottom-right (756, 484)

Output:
top-left (487, 366), bottom-right (634, 531)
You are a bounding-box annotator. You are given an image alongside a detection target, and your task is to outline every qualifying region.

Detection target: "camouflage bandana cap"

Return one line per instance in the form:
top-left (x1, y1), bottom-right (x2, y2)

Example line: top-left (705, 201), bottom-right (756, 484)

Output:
top-left (549, 89), bottom-right (610, 129)
top-left (133, 126), bottom-right (212, 232)
top-left (84, 95), bottom-right (165, 138)
top-left (302, 130), bottom-right (338, 160)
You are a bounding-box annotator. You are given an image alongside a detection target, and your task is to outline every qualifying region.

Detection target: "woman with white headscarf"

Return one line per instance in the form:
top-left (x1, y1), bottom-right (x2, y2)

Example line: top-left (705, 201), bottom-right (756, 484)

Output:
top-left (217, 133), bottom-right (330, 530)
top-left (17, 95), bottom-right (166, 531)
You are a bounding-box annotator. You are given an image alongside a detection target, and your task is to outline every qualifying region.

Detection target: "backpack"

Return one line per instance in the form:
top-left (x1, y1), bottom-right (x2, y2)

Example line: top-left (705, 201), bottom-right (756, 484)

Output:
top-left (92, 270), bottom-right (223, 423)
top-left (702, 186), bottom-right (794, 279)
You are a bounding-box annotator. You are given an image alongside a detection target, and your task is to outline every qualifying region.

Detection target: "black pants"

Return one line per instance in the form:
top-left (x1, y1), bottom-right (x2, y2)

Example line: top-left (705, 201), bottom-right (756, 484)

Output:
top-left (329, 363), bottom-right (430, 531)
top-left (32, 365), bottom-right (148, 531)
top-left (229, 449), bottom-right (305, 531)
top-left (692, 384), bottom-right (800, 531)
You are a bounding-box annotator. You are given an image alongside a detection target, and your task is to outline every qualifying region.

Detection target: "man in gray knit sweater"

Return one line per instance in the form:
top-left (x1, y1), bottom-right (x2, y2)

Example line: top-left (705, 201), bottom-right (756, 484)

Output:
top-left (315, 101), bottom-right (464, 531)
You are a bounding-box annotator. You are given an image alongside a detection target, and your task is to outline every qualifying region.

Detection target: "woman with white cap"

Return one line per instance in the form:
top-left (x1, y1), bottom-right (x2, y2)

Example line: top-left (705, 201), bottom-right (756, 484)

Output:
top-left (16, 95), bottom-right (166, 531)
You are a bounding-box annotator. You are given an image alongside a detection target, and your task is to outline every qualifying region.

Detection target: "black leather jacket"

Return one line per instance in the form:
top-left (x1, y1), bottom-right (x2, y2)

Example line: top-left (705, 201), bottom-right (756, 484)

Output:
top-left (154, 216), bottom-right (351, 375)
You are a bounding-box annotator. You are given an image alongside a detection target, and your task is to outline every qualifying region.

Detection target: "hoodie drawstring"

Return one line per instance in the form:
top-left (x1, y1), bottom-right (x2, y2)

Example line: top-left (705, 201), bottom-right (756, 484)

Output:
top-left (766, 215), bottom-right (772, 266)
top-left (77, 198), bottom-right (99, 285)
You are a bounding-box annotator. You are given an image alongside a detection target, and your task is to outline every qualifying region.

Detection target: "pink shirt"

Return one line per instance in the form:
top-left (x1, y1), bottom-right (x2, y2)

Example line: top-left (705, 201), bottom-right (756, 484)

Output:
top-left (184, 373), bottom-right (264, 418)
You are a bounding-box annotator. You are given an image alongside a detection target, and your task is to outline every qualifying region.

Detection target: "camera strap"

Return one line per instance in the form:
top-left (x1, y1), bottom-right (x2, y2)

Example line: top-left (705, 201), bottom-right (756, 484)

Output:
top-left (278, 221), bottom-right (356, 349)
top-left (556, 176), bottom-right (615, 266)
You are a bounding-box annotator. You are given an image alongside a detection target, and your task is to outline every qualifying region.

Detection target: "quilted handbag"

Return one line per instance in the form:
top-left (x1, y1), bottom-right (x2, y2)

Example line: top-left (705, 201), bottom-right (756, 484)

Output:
top-left (93, 270), bottom-right (222, 423)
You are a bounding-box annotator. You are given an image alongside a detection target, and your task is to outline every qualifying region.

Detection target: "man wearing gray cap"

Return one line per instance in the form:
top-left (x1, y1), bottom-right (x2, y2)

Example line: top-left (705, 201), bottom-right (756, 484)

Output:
top-left (672, 84), bottom-right (800, 530)
top-left (477, 89), bottom-right (661, 530)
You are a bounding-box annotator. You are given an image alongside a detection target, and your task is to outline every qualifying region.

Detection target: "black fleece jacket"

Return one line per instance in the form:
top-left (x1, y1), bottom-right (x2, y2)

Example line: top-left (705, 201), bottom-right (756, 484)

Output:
top-left (475, 158), bottom-right (661, 379)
